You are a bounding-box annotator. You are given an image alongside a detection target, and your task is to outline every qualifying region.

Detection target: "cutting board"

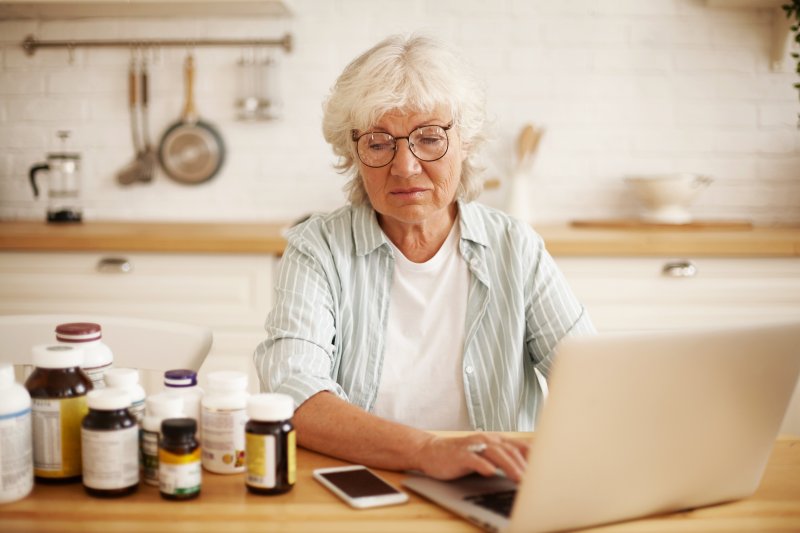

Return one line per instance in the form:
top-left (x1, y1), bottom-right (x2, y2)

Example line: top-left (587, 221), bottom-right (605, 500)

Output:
top-left (570, 219), bottom-right (754, 230)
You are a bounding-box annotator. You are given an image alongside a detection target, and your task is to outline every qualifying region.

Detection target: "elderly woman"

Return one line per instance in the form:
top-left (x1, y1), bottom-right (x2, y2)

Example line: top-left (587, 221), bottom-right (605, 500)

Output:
top-left (254, 34), bottom-right (594, 482)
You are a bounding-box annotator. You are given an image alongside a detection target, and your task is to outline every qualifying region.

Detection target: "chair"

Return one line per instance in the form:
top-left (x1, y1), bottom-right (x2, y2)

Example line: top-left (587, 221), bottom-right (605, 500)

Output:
top-left (0, 314), bottom-right (212, 393)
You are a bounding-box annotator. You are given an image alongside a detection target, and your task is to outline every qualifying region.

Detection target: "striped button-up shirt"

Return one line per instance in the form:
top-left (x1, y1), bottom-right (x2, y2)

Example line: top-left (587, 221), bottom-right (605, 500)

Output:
top-left (254, 200), bottom-right (594, 431)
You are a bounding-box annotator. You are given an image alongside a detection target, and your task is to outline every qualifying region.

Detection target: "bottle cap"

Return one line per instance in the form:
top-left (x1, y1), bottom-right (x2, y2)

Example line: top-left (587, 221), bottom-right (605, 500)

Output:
top-left (206, 370), bottom-right (248, 392)
top-left (56, 322), bottom-right (102, 342)
top-left (146, 392), bottom-right (184, 417)
top-left (87, 388), bottom-right (131, 410)
top-left (104, 367), bottom-right (140, 387)
top-left (31, 344), bottom-right (84, 368)
top-left (0, 363), bottom-right (14, 387)
top-left (161, 417), bottom-right (197, 438)
top-left (247, 393), bottom-right (293, 422)
top-left (164, 369), bottom-right (197, 388)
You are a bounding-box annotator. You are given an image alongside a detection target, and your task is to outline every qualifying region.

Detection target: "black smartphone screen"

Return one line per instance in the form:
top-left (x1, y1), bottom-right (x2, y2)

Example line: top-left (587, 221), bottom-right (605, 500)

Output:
top-left (319, 468), bottom-right (400, 498)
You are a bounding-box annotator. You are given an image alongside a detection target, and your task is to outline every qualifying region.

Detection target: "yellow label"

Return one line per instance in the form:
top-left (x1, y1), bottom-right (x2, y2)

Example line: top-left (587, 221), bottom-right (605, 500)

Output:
top-left (246, 432), bottom-right (266, 478)
top-left (287, 430), bottom-right (296, 485)
top-left (32, 396), bottom-right (88, 478)
top-left (159, 447), bottom-right (201, 465)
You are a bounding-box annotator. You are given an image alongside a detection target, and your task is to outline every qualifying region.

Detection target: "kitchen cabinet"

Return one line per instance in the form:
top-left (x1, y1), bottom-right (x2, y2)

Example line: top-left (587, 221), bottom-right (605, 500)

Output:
top-left (555, 255), bottom-right (800, 434)
top-left (0, 251), bottom-right (276, 393)
top-left (0, 0), bottom-right (291, 19)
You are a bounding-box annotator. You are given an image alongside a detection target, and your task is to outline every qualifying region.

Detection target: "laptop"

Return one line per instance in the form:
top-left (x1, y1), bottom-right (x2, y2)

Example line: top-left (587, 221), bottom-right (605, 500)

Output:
top-left (402, 322), bottom-right (800, 533)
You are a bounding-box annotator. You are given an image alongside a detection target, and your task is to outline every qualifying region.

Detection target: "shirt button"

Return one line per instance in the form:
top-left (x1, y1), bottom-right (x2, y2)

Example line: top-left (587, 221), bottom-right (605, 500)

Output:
top-left (465, 365), bottom-right (474, 375)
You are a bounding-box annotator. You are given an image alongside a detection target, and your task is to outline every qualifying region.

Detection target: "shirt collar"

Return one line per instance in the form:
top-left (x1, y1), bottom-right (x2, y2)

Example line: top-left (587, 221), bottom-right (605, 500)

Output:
top-left (457, 200), bottom-right (490, 249)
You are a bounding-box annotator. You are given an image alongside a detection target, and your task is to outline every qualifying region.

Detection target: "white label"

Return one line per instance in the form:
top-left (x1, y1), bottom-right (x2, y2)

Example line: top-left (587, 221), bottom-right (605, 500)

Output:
top-left (159, 460), bottom-right (201, 496)
top-left (81, 426), bottom-right (139, 490)
top-left (200, 406), bottom-right (247, 473)
top-left (83, 363), bottom-right (111, 390)
top-left (31, 399), bottom-right (61, 471)
top-left (0, 408), bottom-right (33, 502)
top-left (129, 400), bottom-right (145, 425)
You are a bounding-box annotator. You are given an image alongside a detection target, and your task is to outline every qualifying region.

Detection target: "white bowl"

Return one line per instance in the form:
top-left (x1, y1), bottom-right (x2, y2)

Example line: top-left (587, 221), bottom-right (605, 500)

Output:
top-left (624, 173), bottom-right (713, 224)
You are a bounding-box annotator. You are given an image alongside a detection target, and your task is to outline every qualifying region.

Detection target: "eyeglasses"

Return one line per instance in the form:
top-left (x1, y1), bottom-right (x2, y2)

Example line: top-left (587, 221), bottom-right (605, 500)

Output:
top-left (351, 123), bottom-right (453, 168)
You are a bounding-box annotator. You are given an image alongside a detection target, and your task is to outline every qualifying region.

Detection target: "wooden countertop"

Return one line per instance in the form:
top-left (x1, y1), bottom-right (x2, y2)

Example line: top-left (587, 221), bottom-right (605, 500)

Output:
top-left (1, 220), bottom-right (799, 257)
top-left (2, 435), bottom-right (799, 532)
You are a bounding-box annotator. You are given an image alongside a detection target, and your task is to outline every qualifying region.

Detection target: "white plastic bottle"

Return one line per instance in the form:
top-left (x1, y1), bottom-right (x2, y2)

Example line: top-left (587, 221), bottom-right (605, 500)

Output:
top-left (56, 322), bottom-right (113, 390)
top-left (141, 392), bottom-right (184, 486)
top-left (163, 369), bottom-right (203, 437)
top-left (0, 363), bottom-right (33, 504)
top-left (104, 368), bottom-right (146, 424)
top-left (201, 371), bottom-right (249, 474)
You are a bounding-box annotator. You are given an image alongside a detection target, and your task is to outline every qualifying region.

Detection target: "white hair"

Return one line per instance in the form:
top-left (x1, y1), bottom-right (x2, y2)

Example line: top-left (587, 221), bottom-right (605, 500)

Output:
top-left (322, 33), bottom-right (488, 205)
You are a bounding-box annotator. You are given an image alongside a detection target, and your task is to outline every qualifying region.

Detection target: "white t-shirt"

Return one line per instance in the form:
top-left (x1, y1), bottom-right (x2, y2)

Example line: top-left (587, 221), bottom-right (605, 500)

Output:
top-left (372, 221), bottom-right (471, 430)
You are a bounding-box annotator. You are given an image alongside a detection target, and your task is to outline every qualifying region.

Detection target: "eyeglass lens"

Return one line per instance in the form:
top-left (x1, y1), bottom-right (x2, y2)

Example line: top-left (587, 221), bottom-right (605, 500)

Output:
top-left (356, 125), bottom-right (449, 167)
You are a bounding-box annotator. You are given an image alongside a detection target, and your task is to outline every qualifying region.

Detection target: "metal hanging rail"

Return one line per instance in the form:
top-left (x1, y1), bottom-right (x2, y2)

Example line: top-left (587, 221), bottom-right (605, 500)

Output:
top-left (21, 33), bottom-right (293, 56)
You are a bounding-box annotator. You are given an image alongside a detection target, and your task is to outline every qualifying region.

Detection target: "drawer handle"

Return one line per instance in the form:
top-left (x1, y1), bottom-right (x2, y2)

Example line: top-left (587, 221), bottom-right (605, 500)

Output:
top-left (96, 257), bottom-right (132, 274)
top-left (662, 260), bottom-right (696, 278)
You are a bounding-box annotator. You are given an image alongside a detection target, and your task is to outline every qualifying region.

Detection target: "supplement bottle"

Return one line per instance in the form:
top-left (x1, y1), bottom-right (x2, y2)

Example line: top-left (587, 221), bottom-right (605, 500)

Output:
top-left (0, 363), bottom-right (33, 504)
top-left (81, 389), bottom-right (139, 497)
top-left (245, 393), bottom-right (295, 495)
top-left (104, 368), bottom-right (145, 424)
top-left (25, 343), bottom-right (92, 483)
top-left (56, 322), bottom-right (113, 390)
top-left (201, 370), bottom-right (248, 474)
top-left (141, 392), bottom-right (184, 486)
top-left (159, 418), bottom-right (201, 500)
top-left (163, 369), bottom-right (203, 436)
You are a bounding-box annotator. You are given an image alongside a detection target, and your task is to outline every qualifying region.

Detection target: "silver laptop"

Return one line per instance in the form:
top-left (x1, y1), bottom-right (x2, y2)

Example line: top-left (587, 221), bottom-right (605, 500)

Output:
top-left (403, 322), bottom-right (800, 533)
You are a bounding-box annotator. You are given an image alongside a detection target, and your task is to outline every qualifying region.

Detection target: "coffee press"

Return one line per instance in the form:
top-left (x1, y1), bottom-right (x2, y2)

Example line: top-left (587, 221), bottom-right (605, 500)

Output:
top-left (29, 130), bottom-right (83, 223)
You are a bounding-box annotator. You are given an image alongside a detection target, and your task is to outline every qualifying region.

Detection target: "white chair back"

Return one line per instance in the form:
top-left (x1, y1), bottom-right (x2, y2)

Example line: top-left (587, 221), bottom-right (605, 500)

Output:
top-left (0, 314), bottom-right (212, 392)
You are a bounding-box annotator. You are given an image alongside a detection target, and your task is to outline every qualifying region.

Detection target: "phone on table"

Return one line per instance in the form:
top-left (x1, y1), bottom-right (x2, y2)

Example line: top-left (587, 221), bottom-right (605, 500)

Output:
top-left (313, 465), bottom-right (409, 509)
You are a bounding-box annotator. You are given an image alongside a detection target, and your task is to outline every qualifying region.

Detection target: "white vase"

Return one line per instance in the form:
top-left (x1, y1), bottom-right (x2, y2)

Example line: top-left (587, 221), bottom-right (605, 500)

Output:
top-left (507, 171), bottom-right (532, 223)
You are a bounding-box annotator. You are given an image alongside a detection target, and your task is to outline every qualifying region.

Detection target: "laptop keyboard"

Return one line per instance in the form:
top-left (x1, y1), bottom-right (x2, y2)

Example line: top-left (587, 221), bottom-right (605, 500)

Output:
top-left (464, 489), bottom-right (517, 517)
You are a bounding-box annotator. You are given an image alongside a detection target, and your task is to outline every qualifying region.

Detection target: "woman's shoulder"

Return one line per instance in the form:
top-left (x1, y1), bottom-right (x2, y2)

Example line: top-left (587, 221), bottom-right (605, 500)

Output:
top-left (283, 204), bottom-right (364, 255)
top-left (460, 201), bottom-right (544, 249)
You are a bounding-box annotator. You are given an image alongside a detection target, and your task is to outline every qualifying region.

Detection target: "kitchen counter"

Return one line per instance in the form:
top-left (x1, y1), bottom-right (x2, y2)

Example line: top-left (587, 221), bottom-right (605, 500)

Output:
top-left (1, 220), bottom-right (799, 257)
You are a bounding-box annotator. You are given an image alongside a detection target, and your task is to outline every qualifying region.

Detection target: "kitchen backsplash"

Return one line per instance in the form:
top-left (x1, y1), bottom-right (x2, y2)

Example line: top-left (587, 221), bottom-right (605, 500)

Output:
top-left (1, 0), bottom-right (798, 224)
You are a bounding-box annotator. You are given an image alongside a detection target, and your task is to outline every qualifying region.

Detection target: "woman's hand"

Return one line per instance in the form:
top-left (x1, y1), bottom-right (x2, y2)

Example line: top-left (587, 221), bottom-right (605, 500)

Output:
top-left (414, 434), bottom-right (530, 482)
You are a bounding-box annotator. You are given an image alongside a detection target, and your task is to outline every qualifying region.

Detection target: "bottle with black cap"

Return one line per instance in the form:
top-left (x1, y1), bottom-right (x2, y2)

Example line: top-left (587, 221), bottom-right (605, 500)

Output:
top-left (159, 418), bottom-right (201, 500)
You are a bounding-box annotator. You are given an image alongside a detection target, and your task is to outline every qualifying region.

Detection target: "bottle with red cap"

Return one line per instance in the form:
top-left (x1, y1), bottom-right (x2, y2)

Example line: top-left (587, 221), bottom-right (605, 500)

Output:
top-left (56, 322), bottom-right (113, 390)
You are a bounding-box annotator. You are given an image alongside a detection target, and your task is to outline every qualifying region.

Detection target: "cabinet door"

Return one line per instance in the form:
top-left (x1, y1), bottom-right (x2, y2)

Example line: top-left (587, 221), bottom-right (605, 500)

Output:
top-left (0, 251), bottom-right (276, 392)
top-left (555, 257), bottom-right (800, 332)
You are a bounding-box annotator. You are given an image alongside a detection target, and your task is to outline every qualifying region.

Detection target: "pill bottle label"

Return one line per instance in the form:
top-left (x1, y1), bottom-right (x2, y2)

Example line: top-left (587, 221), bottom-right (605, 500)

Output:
top-left (83, 363), bottom-right (111, 390)
top-left (141, 429), bottom-right (160, 486)
top-left (0, 407), bottom-right (33, 501)
top-left (31, 397), bottom-right (87, 478)
top-left (201, 407), bottom-right (246, 473)
top-left (159, 448), bottom-right (201, 496)
top-left (245, 430), bottom-right (295, 489)
top-left (129, 399), bottom-right (145, 425)
top-left (81, 426), bottom-right (139, 490)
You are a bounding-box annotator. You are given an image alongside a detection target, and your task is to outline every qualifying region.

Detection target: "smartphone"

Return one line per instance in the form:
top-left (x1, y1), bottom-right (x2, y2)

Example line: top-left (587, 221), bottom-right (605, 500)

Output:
top-left (313, 465), bottom-right (409, 509)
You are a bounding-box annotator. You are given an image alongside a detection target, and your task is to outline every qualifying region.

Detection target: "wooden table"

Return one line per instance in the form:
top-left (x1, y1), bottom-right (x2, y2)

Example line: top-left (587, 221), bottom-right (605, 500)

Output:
top-left (1, 436), bottom-right (799, 533)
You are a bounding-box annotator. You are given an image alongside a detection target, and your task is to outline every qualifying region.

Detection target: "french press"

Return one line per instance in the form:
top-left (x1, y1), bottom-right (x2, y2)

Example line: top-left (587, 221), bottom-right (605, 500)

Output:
top-left (29, 130), bottom-right (83, 223)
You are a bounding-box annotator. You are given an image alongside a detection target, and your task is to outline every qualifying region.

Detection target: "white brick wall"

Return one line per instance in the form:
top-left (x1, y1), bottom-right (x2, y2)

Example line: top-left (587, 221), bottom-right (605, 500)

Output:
top-left (0, 0), bottom-right (798, 224)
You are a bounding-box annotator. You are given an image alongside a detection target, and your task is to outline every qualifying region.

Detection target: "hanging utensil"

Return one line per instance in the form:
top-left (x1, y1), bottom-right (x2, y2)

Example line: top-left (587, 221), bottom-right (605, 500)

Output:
top-left (139, 54), bottom-right (156, 182)
top-left (158, 52), bottom-right (225, 184)
top-left (117, 52), bottom-right (146, 185)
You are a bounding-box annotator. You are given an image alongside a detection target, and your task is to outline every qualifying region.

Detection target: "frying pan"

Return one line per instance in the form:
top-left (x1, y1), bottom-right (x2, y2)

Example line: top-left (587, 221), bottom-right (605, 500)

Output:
top-left (159, 53), bottom-right (225, 184)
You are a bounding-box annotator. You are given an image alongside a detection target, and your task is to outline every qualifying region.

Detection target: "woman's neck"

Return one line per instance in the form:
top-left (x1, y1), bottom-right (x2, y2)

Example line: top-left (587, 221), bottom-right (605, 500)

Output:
top-left (379, 204), bottom-right (458, 263)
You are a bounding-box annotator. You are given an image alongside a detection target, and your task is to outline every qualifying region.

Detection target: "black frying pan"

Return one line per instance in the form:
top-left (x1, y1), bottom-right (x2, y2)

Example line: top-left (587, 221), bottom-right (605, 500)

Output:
top-left (158, 53), bottom-right (225, 184)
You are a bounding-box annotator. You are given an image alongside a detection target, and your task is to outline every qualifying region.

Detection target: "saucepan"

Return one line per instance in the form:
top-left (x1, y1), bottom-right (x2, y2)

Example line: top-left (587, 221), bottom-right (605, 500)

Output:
top-left (158, 52), bottom-right (225, 184)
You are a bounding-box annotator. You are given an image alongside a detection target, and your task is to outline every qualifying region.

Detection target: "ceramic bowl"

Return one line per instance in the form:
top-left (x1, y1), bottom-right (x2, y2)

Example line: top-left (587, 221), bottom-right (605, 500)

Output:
top-left (624, 173), bottom-right (713, 224)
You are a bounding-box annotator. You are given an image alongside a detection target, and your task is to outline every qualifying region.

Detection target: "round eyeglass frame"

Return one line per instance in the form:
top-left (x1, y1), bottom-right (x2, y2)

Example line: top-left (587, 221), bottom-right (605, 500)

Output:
top-left (351, 123), bottom-right (453, 168)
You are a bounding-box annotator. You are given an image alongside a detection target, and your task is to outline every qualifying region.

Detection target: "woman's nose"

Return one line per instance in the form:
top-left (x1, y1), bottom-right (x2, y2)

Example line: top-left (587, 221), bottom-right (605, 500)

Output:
top-left (390, 139), bottom-right (421, 177)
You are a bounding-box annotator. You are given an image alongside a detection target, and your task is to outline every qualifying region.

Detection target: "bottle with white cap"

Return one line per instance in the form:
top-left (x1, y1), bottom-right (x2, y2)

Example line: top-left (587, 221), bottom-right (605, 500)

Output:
top-left (245, 393), bottom-right (295, 495)
top-left (81, 389), bottom-right (139, 498)
top-left (24, 344), bottom-right (92, 482)
top-left (56, 322), bottom-right (113, 390)
top-left (141, 392), bottom-right (184, 486)
top-left (104, 368), bottom-right (145, 424)
top-left (0, 363), bottom-right (33, 504)
top-left (200, 371), bottom-right (249, 474)
top-left (163, 369), bottom-right (203, 437)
